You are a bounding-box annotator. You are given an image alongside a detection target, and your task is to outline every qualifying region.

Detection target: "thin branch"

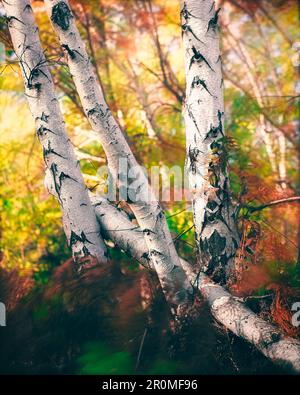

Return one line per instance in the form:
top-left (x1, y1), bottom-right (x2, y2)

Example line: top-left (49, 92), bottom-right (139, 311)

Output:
top-left (246, 196), bottom-right (300, 213)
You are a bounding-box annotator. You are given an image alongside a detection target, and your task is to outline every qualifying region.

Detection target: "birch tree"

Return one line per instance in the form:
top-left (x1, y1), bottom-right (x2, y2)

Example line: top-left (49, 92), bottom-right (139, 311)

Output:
top-left (43, 0), bottom-right (191, 309)
top-left (3, 0), bottom-right (300, 373)
top-left (181, 0), bottom-right (239, 283)
top-left (91, 197), bottom-right (300, 373)
top-left (2, 0), bottom-right (108, 268)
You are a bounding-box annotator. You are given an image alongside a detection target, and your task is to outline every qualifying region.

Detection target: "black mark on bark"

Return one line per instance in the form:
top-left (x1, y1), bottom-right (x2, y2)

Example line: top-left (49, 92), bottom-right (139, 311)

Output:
top-left (189, 46), bottom-right (214, 72)
top-left (150, 250), bottom-right (164, 257)
top-left (51, 1), bottom-right (73, 31)
top-left (187, 105), bottom-right (201, 135)
top-left (205, 110), bottom-right (224, 139)
top-left (87, 105), bottom-right (110, 119)
top-left (188, 146), bottom-right (201, 174)
top-left (182, 24), bottom-right (204, 44)
top-left (41, 112), bottom-right (49, 123)
top-left (70, 231), bottom-right (92, 247)
top-left (23, 4), bottom-right (33, 13)
top-left (180, 2), bottom-right (201, 21)
top-left (208, 230), bottom-right (226, 257)
top-left (6, 16), bottom-right (25, 27)
top-left (143, 229), bottom-right (156, 236)
top-left (207, 8), bottom-right (221, 33)
top-left (43, 141), bottom-right (66, 159)
top-left (191, 76), bottom-right (215, 97)
top-left (37, 125), bottom-right (56, 136)
top-left (62, 44), bottom-right (76, 59)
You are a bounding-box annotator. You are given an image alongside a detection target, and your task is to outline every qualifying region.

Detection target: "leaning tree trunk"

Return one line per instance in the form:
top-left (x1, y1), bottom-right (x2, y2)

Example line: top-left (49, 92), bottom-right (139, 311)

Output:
top-left (92, 197), bottom-right (300, 373)
top-left (3, 0), bottom-right (107, 268)
top-left (44, 0), bottom-right (191, 310)
top-left (181, 0), bottom-right (239, 283)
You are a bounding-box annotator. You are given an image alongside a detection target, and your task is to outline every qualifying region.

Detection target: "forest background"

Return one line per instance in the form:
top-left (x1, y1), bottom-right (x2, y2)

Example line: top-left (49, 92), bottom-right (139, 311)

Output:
top-left (0, 0), bottom-right (299, 374)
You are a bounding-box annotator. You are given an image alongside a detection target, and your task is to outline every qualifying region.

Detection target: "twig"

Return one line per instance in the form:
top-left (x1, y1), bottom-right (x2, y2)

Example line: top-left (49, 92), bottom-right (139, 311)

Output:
top-left (246, 196), bottom-right (300, 213)
top-left (135, 328), bottom-right (148, 371)
top-left (234, 293), bottom-right (274, 303)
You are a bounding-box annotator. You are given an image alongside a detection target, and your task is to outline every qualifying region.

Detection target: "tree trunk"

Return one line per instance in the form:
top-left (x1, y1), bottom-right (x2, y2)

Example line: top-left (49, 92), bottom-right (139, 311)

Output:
top-left (3, 0), bottom-right (107, 268)
top-left (44, 0), bottom-right (191, 309)
top-left (181, 0), bottom-right (239, 283)
top-left (93, 197), bottom-right (300, 373)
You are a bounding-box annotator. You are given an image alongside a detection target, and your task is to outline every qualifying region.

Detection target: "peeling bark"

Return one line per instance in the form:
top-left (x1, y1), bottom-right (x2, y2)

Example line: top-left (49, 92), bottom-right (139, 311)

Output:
top-left (93, 197), bottom-right (300, 373)
top-left (44, 0), bottom-right (191, 309)
top-left (3, 0), bottom-right (107, 268)
top-left (181, 0), bottom-right (239, 283)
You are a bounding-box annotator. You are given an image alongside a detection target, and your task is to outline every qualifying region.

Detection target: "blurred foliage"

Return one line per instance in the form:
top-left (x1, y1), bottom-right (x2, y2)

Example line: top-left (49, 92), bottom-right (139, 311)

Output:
top-left (77, 342), bottom-right (134, 375)
top-left (0, 93), bottom-right (69, 276)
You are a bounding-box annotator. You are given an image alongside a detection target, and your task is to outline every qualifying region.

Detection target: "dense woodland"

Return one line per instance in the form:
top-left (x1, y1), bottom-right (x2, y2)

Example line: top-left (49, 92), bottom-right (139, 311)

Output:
top-left (0, 0), bottom-right (299, 374)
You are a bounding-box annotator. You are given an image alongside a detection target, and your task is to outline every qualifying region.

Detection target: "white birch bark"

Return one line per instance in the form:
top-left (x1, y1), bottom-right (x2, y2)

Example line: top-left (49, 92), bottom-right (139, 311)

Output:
top-left (93, 198), bottom-right (300, 373)
top-left (181, 0), bottom-right (239, 283)
top-left (43, 0), bottom-right (191, 308)
top-left (3, 0), bottom-right (107, 267)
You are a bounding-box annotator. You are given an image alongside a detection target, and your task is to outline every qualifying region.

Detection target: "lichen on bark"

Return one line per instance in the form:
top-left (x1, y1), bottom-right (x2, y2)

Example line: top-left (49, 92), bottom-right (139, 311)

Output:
top-left (181, 0), bottom-right (240, 283)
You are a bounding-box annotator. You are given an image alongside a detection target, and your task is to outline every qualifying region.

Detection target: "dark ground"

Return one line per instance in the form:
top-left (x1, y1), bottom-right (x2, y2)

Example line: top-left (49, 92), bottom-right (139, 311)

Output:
top-left (0, 262), bottom-right (285, 375)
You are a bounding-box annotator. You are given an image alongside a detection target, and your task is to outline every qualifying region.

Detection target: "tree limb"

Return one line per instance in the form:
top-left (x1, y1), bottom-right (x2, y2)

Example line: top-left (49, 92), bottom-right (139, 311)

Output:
top-left (44, 0), bottom-right (191, 309)
top-left (3, 0), bottom-right (107, 267)
top-left (92, 196), bottom-right (300, 373)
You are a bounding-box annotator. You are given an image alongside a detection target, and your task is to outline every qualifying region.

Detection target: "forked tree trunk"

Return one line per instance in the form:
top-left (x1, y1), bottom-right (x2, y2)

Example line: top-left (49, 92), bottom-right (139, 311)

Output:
top-left (3, 0), bottom-right (107, 268)
top-left (4, 0), bottom-right (300, 372)
top-left (181, 0), bottom-right (239, 283)
top-left (93, 198), bottom-right (300, 373)
top-left (44, 0), bottom-right (191, 309)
